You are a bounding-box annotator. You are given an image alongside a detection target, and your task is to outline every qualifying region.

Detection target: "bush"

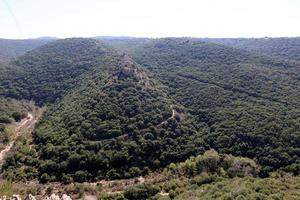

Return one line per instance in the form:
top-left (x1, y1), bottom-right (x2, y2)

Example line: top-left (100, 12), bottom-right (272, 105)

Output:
top-left (74, 170), bottom-right (89, 182)
top-left (195, 150), bottom-right (220, 173)
top-left (0, 116), bottom-right (12, 124)
top-left (40, 173), bottom-right (51, 183)
top-left (129, 167), bottom-right (142, 177)
top-left (223, 155), bottom-right (260, 178)
top-left (98, 192), bottom-right (125, 200)
top-left (190, 173), bottom-right (217, 186)
top-left (124, 184), bottom-right (161, 200)
top-left (62, 174), bottom-right (73, 184)
top-left (12, 112), bottom-right (23, 122)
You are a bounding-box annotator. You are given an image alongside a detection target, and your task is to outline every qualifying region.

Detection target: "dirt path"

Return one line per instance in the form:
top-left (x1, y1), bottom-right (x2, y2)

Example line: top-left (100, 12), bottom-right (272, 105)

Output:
top-left (0, 112), bottom-right (36, 166)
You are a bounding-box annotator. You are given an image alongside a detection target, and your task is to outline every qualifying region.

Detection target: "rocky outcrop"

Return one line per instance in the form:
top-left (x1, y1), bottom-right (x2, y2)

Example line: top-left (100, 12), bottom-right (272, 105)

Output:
top-left (46, 194), bottom-right (72, 200)
top-left (61, 194), bottom-right (72, 200)
top-left (0, 195), bottom-right (22, 200)
top-left (24, 194), bottom-right (36, 200)
top-left (0, 194), bottom-right (72, 200)
top-left (45, 194), bottom-right (60, 200)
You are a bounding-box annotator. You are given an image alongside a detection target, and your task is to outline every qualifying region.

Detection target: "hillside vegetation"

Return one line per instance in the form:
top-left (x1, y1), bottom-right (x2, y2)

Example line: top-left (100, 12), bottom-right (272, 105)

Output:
top-left (0, 38), bottom-right (54, 63)
top-left (0, 38), bottom-right (111, 105)
top-left (106, 38), bottom-right (300, 175)
top-left (1, 38), bottom-right (207, 182)
top-left (0, 37), bottom-right (299, 197)
top-left (0, 98), bottom-right (31, 147)
top-left (98, 150), bottom-right (299, 200)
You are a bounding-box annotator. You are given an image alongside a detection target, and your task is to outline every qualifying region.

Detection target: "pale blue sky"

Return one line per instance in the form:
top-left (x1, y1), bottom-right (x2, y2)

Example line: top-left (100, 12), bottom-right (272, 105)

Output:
top-left (1, 0), bottom-right (299, 39)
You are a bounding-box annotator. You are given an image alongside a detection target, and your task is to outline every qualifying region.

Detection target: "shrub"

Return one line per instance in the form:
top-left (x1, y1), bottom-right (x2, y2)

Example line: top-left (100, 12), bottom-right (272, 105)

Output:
top-left (0, 116), bottom-right (12, 124)
top-left (98, 192), bottom-right (125, 200)
top-left (195, 150), bottom-right (220, 173)
top-left (74, 171), bottom-right (89, 182)
top-left (40, 173), bottom-right (51, 183)
top-left (12, 112), bottom-right (23, 122)
top-left (123, 184), bottom-right (160, 200)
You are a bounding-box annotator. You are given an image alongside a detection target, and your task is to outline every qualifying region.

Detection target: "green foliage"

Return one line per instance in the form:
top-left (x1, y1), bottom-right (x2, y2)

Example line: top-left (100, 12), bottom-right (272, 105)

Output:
top-left (2, 138), bottom-right (39, 181)
top-left (166, 150), bottom-right (260, 178)
top-left (0, 98), bottom-right (30, 145)
top-left (98, 192), bottom-right (125, 200)
top-left (123, 183), bottom-right (160, 200)
top-left (0, 98), bottom-right (28, 124)
top-left (0, 38), bottom-right (111, 105)
top-left (2, 39), bottom-right (207, 182)
top-left (175, 176), bottom-right (300, 200)
top-left (2, 37), bottom-right (300, 185)
top-left (115, 38), bottom-right (300, 174)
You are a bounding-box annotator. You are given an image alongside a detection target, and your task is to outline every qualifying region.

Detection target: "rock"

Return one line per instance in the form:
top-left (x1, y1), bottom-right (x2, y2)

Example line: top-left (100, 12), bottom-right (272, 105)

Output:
top-left (61, 194), bottom-right (72, 200)
top-left (49, 194), bottom-right (60, 200)
top-left (24, 194), bottom-right (36, 200)
top-left (12, 195), bottom-right (22, 200)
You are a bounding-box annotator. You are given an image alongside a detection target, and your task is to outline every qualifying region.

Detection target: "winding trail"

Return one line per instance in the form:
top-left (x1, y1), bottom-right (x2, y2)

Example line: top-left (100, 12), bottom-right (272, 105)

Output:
top-left (0, 113), bottom-right (35, 166)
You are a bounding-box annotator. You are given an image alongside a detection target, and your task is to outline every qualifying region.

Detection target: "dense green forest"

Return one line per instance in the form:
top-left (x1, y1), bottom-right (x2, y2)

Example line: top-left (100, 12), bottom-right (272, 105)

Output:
top-left (99, 150), bottom-right (299, 200)
top-left (103, 38), bottom-right (300, 175)
top-left (0, 37), bottom-right (299, 194)
top-left (1, 38), bottom-right (207, 182)
top-left (0, 38), bottom-right (111, 105)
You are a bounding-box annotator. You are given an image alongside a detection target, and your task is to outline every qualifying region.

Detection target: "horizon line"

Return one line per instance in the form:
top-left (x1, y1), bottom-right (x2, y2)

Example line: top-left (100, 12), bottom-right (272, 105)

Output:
top-left (1, 35), bottom-right (300, 40)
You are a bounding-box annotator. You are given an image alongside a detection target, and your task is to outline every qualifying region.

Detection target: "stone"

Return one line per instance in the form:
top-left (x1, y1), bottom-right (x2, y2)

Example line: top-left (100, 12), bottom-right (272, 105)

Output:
top-left (49, 194), bottom-right (60, 200)
top-left (24, 194), bottom-right (36, 200)
top-left (61, 194), bottom-right (72, 200)
top-left (12, 195), bottom-right (22, 200)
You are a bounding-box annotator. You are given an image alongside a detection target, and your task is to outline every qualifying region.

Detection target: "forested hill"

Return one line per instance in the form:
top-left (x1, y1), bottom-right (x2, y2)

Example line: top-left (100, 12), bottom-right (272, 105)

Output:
top-left (106, 38), bottom-right (300, 175)
top-left (115, 38), bottom-right (300, 106)
top-left (0, 38), bottom-right (113, 105)
top-left (2, 38), bottom-right (207, 182)
top-left (1, 37), bottom-right (300, 184)
top-left (200, 37), bottom-right (300, 62)
top-left (0, 38), bottom-right (55, 63)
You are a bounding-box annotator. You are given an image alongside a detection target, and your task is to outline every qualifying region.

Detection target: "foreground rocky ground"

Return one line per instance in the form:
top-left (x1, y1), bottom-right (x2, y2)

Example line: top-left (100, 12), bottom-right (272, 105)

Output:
top-left (0, 193), bottom-right (72, 200)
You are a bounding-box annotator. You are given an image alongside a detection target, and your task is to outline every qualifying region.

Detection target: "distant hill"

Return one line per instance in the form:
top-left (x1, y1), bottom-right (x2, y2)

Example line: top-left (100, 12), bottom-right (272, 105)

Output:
top-left (0, 38), bottom-right (55, 63)
top-left (200, 37), bottom-right (300, 62)
top-left (0, 38), bottom-right (109, 105)
top-left (96, 36), bottom-right (151, 54)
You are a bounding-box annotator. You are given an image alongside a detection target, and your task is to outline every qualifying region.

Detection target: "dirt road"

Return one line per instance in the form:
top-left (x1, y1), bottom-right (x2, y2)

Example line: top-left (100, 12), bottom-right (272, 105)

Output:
top-left (0, 113), bottom-right (36, 166)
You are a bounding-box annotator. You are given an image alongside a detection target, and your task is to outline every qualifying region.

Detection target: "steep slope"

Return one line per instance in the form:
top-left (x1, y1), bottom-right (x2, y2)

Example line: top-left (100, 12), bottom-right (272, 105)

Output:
top-left (0, 38), bottom-right (55, 63)
top-left (2, 42), bottom-right (207, 182)
top-left (200, 37), bottom-right (300, 62)
top-left (0, 38), bottom-right (111, 105)
top-left (110, 38), bottom-right (300, 174)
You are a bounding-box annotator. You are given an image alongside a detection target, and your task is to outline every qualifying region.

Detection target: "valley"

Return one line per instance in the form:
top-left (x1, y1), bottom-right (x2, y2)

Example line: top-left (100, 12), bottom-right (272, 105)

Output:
top-left (0, 37), bottom-right (299, 199)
